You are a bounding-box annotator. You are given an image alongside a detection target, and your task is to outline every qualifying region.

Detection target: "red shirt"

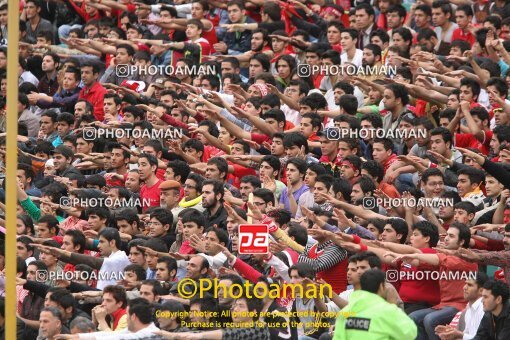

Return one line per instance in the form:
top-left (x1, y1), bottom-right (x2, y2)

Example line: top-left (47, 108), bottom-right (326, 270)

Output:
top-left (140, 178), bottom-right (163, 212)
top-left (67, 0), bottom-right (103, 22)
top-left (452, 28), bottom-right (476, 46)
top-left (455, 133), bottom-right (487, 154)
top-left (377, 13), bottom-right (387, 31)
top-left (251, 132), bottom-right (271, 145)
top-left (179, 240), bottom-right (197, 255)
top-left (79, 82), bottom-right (106, 121)
top-left (111, 308), bottom-right (127, 330)
top-left (434, 254), bottom-right (478, 311)
top-left (202, 145), bottom-right (223, 163)
top-left (382, 153), bottom-right (398, 174)
top-left (185, 38), bottom-right (211, 63)
top-left (202, 26), bottom-right (218, 53)
top-left (312, 73), bottom-right (325, 89)
top-left (397, 248), bottom-right (441, 306)
top-left (379, 182), bottom-right (400, 199)
top-left (227, 163), bottom-right (257, 188)
top-left (307, 243), bottom-right (348, 294)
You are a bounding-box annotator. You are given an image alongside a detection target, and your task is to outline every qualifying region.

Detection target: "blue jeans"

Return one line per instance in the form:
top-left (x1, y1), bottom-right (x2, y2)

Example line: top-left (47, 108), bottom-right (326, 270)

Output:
top-left (409, 307), bottom-right (459, 340)
top-left (395, 172), bottom-right (416, 193)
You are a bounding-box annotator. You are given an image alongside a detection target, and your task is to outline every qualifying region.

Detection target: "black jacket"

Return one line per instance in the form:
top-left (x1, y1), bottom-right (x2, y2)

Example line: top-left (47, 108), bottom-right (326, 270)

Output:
top-left (474, 301), bottom-right (510, 340)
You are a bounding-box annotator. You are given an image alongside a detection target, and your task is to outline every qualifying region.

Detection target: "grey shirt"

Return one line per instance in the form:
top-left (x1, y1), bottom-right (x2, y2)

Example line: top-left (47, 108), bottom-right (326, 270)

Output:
top-left (25, 18), bottom-right (54, 44)
top-left (18, 109), bottom-right (41, 138)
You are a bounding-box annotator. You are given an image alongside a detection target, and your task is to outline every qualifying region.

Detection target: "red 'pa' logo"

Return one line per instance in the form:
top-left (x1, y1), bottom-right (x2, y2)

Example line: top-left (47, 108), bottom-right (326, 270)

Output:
top-left (238, 224), bottom-right (269, 254)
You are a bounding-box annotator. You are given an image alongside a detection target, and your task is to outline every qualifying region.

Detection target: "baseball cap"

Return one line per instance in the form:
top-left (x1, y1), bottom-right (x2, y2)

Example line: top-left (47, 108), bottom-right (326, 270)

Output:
top-left (50, 145), bottom-right (73, 159)
top-left (121, 80), bottom-right (146, 93)
top-left (159, 180), bottom-right (181, 190)
top-left (153, 77), bottom-right (166, 88)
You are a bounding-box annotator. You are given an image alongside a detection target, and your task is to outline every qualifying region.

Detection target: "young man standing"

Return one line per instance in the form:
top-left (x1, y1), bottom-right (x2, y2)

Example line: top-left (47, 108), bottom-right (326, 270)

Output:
top-left (279, 158), bottom-right (309, 217)
top-left (432, 1), bottom-right (458, 45)
top-left (78, 61), bottom-right (106, 121)
top-left (452, 5), bottom-right (476, 46)
top-left (165, 19), bottom-right (211, 65)
top-left (138, 153), bottom-right (163, 212)
top-left (340, 28), bottom-right (363, 67)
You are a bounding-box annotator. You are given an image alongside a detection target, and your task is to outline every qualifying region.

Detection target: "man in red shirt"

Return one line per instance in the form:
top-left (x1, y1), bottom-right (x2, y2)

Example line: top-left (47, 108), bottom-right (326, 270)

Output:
top-left (395, 223), bottom-right (478, 340)
top-left (447, 101), bottom-right (491, 155)
top-left (372, 138), bottom-right (398, 174)
top-left (78, 61), bottom-right (106, 121)
top-left (165, 19), bottom-right (211, 65)
top-left (452, 5), bottom-right (476, 47)
top-left (138, 153), bottom-right (163, 212)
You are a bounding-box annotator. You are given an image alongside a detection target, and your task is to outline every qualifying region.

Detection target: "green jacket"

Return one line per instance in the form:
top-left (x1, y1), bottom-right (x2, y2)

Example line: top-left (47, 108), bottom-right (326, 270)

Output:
top-left (333, 290), bottom-right (417, 340)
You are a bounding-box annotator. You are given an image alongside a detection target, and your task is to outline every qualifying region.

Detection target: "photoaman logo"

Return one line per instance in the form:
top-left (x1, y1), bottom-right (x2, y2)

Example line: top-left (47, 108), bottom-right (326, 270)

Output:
top-left (238, 224), bottom-right (269, 254)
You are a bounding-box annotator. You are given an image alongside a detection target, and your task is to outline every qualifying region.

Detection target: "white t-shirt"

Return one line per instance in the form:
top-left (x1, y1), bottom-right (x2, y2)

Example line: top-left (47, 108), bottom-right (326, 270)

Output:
top-left (281, 104), bottom-right (301, 126)
top-left (98, 250), bottom-right (130, 290)
top-left (341, 49), bottom-right (363, 67)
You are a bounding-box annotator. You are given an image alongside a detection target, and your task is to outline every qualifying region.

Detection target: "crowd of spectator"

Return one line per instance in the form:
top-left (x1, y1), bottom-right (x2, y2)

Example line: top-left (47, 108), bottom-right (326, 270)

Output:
top-left (3, 0), bottom-right (510, 338)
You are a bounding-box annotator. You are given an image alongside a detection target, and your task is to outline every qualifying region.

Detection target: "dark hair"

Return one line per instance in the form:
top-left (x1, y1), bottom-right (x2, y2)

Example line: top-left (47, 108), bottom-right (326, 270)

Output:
top-left (483, 280), bottom-right (510, 303)
top-left (124, 264), bottom-right (147, 281)
top-left (448, 222), bottom-right (471, 248)
top-left (137, 154), bottom-right (158, 171)
top-left (207, 157), bottom-right (228, 180)
top-left (187, 173), bottom-right (204, 192)
top-left (355, 251), bottom-right (382, 269)
top-left (38, 215), bottom-right (60, 235)
top-left (252, 188), bottom-right (275, 205)
top-left (371, 29), bottom-right (390, 44)
top-left (283, 132), bottom-right (309, 155)
top-left (157, 256), bottom-right (178, 274)
top-left (128, 298), bottom-right (153, 324)
top-left (48, 289), bottom-right (76, 312)
top-left (454, 201), bottom-right (477, 216)
top-left (260, 155), bottom-right (281, 173)
top-left (355, 3), bottom-right (375, 18)
top-left (202, 179), bottom-right (225, 202)
top-left (286, 157), bottom-right (307, 175)
top-left (333, 81), bottom-right (354, 95)
top-left (373, 137), bottom-right (393, 151)
top-left (205, 227), bottom-right (229, 246)
top-left (360, 113), bottom-right (383, 129)
top-left (64, 229), bottom-right (86, 253)
top-left (360, 160), bottom-right (384, 183)
top-left (457, 167), bottom-right (485, 187)
top-left (98, 227), bottom-right (121, 249)
top-left (360, 269), bottom-right (386, 294)
top-left (387, 218), bottom-right (409, 244)
top-left (250, 53), bottom-right (271, 73)
top-left (103, 285), bottom-right (127, 308)
top-left (149, 207), bottom-right (174, 231)
top-left (339, 95), bottom-right (359, 115)
top-left (180, 208), bottom-right (206, 228)
top-left (412, 221), bottom-right (439, 247)
top-left (266, 209), bottom-right (291, 227)
top-left (287, 223), bottom-right (308, 246)
top-left (460, 77), bottom-right (481, 101)
top-left (353, 176), bottom-right (376, 196)
top-left (430, 127), bottom-right (453, 148)
top-left (385, 83), bottom-right (409, 106)
top-left (288, 262), bottom-right (314, 279)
